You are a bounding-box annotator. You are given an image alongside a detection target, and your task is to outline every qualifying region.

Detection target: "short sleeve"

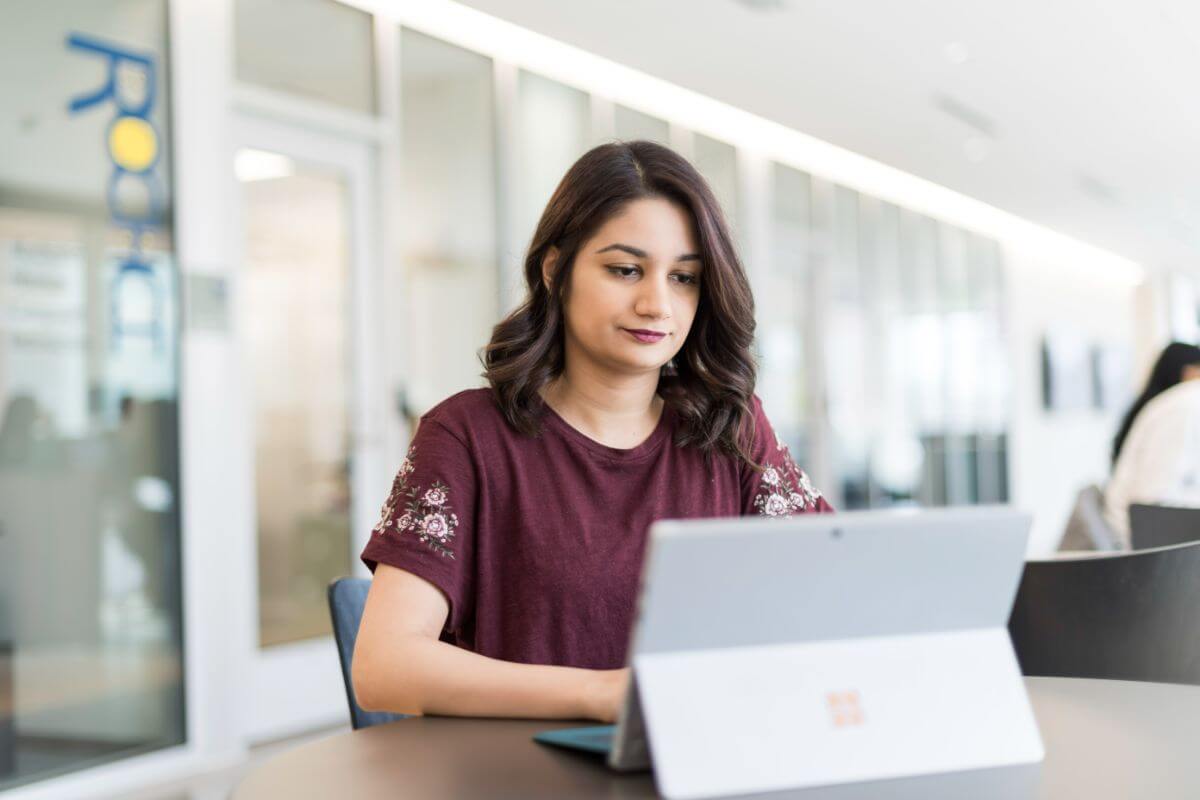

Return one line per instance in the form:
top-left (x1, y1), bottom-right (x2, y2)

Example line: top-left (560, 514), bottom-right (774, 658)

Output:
top-left (360, 417), bottom-right (476, 634)
top-left (740, 395), bottom-right (834, 516)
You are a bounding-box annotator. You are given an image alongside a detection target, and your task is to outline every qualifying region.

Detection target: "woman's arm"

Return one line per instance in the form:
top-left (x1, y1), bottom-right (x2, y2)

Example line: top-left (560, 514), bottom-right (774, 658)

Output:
top-left (352, 564), bottom-right (629, 722)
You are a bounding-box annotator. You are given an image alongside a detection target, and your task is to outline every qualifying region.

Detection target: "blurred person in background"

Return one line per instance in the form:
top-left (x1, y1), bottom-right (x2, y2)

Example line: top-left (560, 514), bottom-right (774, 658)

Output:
top-left (350, 141), bottom-right (832, 724)
top-left (1105, 342), bottom-right (1200, 546)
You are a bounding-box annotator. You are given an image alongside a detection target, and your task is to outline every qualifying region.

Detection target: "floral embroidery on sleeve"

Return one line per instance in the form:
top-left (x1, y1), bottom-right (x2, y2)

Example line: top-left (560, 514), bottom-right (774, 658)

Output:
top-left (372, 446), bottom-right (459, 559)
top-left (752, 431), bottom-right (824, 517)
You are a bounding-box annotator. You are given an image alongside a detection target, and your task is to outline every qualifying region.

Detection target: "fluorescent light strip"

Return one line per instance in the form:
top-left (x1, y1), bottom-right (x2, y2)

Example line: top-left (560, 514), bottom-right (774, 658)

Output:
top-left (350, 0), bottom-right (1145, 287)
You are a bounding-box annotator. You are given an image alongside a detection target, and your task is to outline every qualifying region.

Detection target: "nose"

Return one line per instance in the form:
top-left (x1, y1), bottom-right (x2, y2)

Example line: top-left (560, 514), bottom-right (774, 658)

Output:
top-left (634, 275), bottom-right (672, 321)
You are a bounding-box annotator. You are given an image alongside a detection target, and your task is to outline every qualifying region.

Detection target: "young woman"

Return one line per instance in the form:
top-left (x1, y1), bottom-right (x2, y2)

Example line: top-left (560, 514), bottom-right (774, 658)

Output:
top-left (353, 141), bottom-right (832, 723)
top-left (1104, 341), bottom-right (1200, 544)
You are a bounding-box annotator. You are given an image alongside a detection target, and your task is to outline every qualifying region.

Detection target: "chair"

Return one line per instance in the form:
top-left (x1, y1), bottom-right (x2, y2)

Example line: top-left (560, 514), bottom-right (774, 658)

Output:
top-left (1057, 484), bottom-right (1120, 551)
top-left (327, 577), bottom-right (407, 729)
top-left (1008, 541), bottom-right (1200, 685)
top-left (1130, 503), bottom-right (1200, 550)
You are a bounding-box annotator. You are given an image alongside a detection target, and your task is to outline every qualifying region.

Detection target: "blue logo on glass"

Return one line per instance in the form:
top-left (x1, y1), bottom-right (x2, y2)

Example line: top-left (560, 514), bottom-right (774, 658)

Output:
top-left (67, 32), bottom-right (165, 349)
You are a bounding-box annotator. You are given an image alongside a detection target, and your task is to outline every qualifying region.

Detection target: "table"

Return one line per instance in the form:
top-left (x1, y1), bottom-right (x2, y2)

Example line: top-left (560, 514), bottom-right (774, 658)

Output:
top-left (233, 677), bottom-right (1200, 799)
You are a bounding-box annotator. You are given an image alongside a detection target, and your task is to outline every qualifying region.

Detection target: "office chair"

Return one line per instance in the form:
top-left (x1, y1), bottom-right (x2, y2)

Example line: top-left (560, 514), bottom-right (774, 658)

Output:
top-left (327, 577), bottom-right (407, 730)
top-left (1008, 541), bottom-right (1200, 685)
top-left (1130, 503), bottom-right (1200, 550)
top-left (1058, 484), bottom-right (1121, 551)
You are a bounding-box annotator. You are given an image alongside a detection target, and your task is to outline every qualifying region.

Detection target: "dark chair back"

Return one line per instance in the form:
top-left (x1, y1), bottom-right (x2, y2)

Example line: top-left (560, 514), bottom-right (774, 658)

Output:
top-left (327, 577), bottom-right (406, 729)
top-left (1008, 542), bottom-right (1200, 685)
top-left (1130, 503), bottom-right (1200, 550)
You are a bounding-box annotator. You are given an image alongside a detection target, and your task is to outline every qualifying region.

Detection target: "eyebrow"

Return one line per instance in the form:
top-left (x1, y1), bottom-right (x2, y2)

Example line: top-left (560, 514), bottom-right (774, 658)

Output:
top-left (595, 243), bottom-right (701, 263)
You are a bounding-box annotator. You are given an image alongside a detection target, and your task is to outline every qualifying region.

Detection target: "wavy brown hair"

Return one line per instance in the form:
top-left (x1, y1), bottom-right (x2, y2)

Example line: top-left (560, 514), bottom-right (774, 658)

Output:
top-left (483, 140), bottom-right (758, 463)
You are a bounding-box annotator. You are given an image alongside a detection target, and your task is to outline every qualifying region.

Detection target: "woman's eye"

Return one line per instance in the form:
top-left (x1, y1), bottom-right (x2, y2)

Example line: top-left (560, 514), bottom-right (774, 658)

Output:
top-left (607, 265), bottom-right (640, 278)
top-left (671, 273), bottom-right (698, 286)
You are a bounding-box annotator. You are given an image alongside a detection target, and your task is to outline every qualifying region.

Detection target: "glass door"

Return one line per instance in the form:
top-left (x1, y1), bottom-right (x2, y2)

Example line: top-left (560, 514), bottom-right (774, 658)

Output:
top-left (0, 3), bottom-right (186, 790)
top-left (232, 115), bottom-right (380, 741)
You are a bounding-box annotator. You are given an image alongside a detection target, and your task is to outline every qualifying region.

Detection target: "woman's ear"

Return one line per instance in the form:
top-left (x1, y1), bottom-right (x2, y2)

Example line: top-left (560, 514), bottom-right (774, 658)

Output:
top-left (541, 246), bottom-right (559, 292)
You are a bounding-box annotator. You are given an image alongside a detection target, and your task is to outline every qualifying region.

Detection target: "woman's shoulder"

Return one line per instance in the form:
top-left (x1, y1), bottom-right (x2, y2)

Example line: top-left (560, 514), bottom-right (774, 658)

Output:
top-left (1140, 380), bottom-right (1200, 425)
top-left (421, 388), bottom-right (509, 440)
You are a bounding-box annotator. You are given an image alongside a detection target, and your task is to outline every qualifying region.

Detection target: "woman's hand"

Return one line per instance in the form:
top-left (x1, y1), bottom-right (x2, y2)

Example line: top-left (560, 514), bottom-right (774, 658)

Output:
top-left (584, 668), bottom-right (632, 722)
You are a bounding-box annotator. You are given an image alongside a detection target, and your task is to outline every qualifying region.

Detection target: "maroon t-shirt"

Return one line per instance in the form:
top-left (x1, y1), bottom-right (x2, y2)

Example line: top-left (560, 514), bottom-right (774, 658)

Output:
top-left (360, 388), bottom-right (832, 669)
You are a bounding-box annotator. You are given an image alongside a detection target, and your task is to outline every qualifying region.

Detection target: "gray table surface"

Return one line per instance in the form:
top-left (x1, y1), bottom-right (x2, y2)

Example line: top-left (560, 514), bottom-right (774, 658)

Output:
top-left (232, 677), bottom-right (1200, 799)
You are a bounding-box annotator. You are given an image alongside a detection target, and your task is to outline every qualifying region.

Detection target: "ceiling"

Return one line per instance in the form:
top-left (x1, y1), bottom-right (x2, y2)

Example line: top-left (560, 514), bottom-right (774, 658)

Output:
top-left (458, 0), bottom-right (1200, 274)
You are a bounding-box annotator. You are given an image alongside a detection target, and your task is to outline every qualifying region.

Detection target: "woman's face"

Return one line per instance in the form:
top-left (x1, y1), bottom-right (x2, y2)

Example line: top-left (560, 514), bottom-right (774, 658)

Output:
top-left (552, 196), bottom-right (702, 377)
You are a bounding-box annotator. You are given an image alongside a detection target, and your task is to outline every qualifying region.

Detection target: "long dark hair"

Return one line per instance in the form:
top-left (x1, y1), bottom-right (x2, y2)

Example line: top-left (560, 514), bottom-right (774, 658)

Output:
top-left (483, 140), bottom-right (758, 463)
top-left (1112, 341), bottom-right (1200, 464)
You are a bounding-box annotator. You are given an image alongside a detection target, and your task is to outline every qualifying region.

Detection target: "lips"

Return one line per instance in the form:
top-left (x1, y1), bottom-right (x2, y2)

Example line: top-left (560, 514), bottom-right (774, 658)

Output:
top-left (624, 328), bottom-right (667, 344)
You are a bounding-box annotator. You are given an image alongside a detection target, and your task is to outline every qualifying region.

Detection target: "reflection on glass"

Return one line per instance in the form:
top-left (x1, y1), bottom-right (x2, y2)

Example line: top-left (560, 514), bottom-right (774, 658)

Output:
top-left (763, 163), bottom-right (812, 465)
top-left (402, 30), bottom-right (497, 415)
top-left (239, 160), bottom-right (353, 647)
top-left (940, 224), bottom-right (975, 506)
top-left (971, 236), bottom-right (1009, 433)
top-left (693, 133), bottom-right (740, 242)
top-left (0, 1), bottom-right (184, 789)
top-left (871, 200), bottom-right (925, 506)
top-left (969, 235), bottom-right (1009, 503)
top-left (767, 163), bottom-right (1009, 510)
top-left (235, 0), bottom-right (377, 113)
top-left (826, 186), bottom-right (872, 508)
top-left (516, 71), bottom-right (590, 274)
top-left (615, 104), bottom-right (669, 144)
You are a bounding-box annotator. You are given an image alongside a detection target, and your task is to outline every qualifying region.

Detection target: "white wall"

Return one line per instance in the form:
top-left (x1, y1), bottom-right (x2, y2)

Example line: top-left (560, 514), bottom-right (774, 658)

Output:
top-left (1004, 242), bottom-right (1140, 556)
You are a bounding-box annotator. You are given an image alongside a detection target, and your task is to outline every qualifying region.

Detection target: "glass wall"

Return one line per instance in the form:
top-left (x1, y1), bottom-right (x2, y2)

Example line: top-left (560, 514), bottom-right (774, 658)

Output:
top-left (0, 2), bottom-right (184, 789)
top-left (762, 164), bottom-right (814, 467)
top-left (693, 133), bottom-right (740, 240)
top-left (614, 104), bottom-right (670, 144)
top-left (514, 70), bottom-right (590, 279)
top-left (238, 158), bottom-right (355, 647)
top-left (235, 0), bottom-right (377, 114)
top-left (768, 165), bottom-right (1009, 509)
top-left (400, 30), bottom-right (498, 417)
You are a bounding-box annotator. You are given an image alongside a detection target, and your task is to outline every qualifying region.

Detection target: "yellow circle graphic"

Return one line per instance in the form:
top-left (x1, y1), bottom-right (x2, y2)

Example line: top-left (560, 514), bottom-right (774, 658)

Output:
top-left (108, 117), bottom-right (158, 172)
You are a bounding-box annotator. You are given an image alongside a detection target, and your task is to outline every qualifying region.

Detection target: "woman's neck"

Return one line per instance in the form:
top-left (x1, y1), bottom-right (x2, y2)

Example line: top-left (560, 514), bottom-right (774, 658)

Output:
top-left (541, 361), bottom-right (663, 450)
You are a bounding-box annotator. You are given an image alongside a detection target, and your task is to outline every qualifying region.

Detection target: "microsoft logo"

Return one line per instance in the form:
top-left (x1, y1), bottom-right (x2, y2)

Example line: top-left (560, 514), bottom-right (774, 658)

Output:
top-left (826, 690), bottom-right (865, 728)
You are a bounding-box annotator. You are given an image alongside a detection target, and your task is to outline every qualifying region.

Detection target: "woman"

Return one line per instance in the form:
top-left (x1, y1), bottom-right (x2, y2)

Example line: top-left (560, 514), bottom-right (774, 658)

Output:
top-left (1104, 341), bottom-right (1200, 545)
top-left (353, 141), bottom-right (832, 724)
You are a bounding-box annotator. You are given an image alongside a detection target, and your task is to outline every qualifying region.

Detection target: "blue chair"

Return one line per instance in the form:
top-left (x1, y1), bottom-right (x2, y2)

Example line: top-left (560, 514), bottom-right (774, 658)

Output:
top-left (327, 577), bottom-right (407, 729)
